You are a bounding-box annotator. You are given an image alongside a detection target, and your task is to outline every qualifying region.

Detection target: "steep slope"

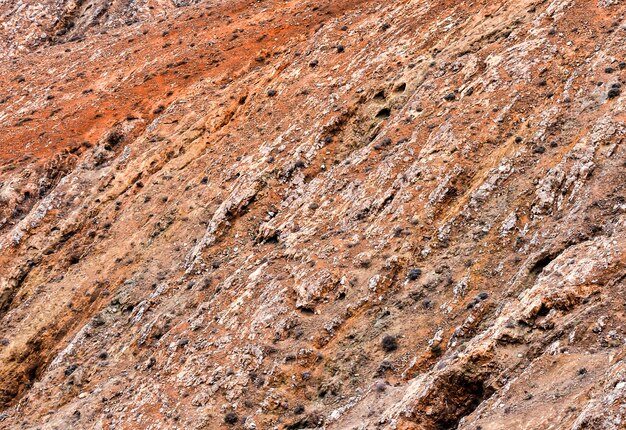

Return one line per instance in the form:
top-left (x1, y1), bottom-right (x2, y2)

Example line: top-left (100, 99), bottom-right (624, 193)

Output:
top-left (0, 0), bottom-right (625, 429)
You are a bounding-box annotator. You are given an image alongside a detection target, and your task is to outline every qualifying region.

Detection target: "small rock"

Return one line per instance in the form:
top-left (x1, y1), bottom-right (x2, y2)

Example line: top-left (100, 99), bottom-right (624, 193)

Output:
top-left (592, 316), bottom-right (607, 333)
top-left (354, 252), bottom-right (372, 268)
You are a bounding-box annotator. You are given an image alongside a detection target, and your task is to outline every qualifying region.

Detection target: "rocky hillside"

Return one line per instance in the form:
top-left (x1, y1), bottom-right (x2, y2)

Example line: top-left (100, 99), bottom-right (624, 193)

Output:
top-left (0, 0), bottom-right (625, 429)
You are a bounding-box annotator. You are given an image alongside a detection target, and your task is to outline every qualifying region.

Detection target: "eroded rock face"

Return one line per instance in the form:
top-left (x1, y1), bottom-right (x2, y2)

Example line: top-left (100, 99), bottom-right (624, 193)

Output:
top-left (0, 0), bottom-right (625, 429)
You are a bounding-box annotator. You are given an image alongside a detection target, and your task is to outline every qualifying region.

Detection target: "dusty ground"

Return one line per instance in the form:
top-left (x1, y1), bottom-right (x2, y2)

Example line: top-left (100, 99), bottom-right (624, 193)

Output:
top-left (0, 0), bottom-right (625, 429)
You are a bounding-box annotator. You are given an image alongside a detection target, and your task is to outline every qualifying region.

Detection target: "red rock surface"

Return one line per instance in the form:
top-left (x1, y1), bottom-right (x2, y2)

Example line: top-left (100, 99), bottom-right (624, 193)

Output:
top-left (0, 0), bottom-right (625, 429)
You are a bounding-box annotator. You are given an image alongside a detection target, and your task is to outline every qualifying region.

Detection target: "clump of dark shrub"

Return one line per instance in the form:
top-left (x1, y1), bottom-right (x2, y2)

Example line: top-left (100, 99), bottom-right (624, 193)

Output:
top-left (375, 381), bottom-right (387, 392)
top-left (533, 146), bottom-right (546, 154)
top-left (104, 131), bottom-right (123, 150)
top-left (608, 83), bottom-right (621, 99)
top-left (381, 335), bottom-right (398, 352)
top-left (407, 268), bottom-right (422, 280)
top-left (224, 412), bottom-right (238, 425)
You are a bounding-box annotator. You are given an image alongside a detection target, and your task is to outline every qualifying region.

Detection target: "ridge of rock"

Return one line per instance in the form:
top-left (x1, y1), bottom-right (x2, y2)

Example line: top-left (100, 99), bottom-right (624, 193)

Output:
top-left (0, 0), bottom-right (625, 429)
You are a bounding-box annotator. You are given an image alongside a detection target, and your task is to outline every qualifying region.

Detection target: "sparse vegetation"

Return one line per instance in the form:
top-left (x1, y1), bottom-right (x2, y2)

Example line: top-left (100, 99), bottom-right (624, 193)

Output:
top-left (224, 412), bottom-right (238, 425)
top-left (407, 268), bottom-right (422, 280)
top-left (382, 335), bottom-right (398, 352)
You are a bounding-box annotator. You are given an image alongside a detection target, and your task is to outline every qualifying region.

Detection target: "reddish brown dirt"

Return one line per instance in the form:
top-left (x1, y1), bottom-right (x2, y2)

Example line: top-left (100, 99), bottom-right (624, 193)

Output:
top-left (0, 0), bottom-right (625, 429)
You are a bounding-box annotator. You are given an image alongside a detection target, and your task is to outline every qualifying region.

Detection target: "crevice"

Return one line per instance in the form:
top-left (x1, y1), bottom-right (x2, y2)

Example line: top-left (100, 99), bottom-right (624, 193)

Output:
top-left (529, 253), bottom-right (555, 276)
top-left (0, 260), bottom-right (37, 317)
top-left (373, 90), bottom-right (386, 100)
top-left (256, 229), bottom-right (280, 245)
top-left (414, 370), bottom-right (496, 430)
top-left (375, 107), bottom-right (391, 119)
top-left (394, 82), bottom-right (407, 93)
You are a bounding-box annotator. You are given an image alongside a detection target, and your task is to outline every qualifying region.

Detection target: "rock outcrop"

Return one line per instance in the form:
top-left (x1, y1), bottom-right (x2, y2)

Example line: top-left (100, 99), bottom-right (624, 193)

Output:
top-left (0, 0), bottom-right (625, 429)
